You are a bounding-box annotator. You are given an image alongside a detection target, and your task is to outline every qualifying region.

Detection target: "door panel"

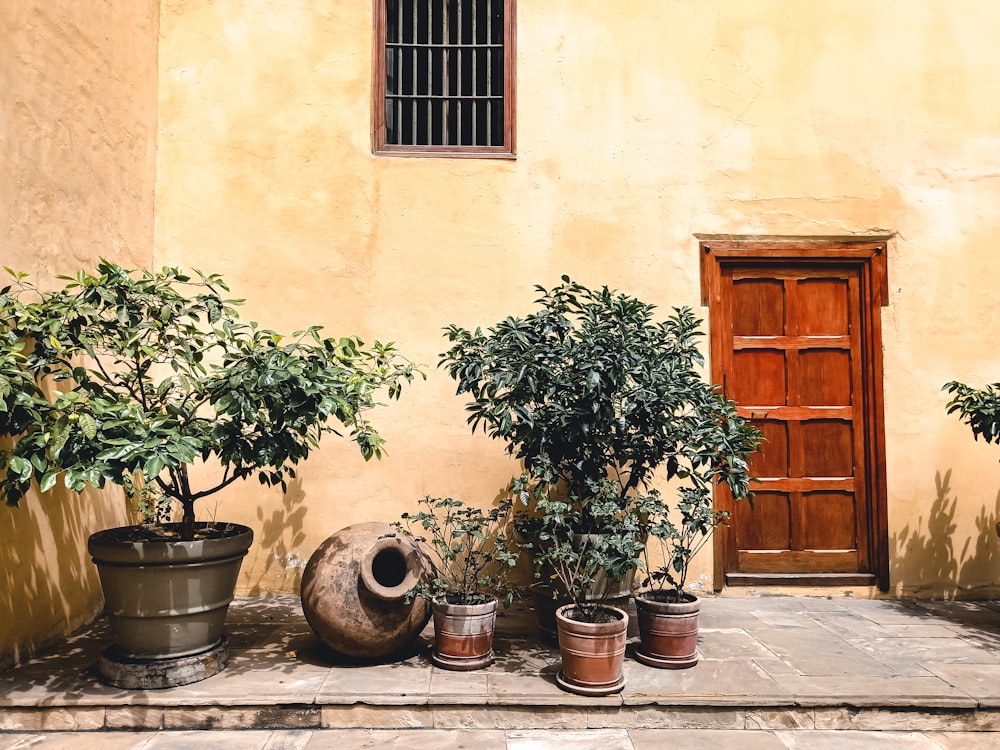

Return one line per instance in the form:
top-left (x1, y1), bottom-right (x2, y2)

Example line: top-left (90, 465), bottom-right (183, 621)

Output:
top-left (719, 264), bottom-right (871, 580)
top-left (699, 237), bottom-right (890, 590)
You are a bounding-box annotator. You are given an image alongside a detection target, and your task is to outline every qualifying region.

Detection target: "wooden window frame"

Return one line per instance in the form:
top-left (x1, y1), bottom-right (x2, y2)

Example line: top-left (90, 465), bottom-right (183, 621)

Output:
top-left (372, 0), bottom-right (517, 159)
top-left (698, 234), bottom-right (892, 592)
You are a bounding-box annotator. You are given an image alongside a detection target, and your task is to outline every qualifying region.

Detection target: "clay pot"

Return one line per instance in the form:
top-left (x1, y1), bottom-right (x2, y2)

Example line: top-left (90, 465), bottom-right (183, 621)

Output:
top-left (300, 522), bottom-right (434, 659)
top-left (431, 596), bottom-right (498, 671)
top-left (554, 603), bottom-right (628, 696)
top-left (634, 591), bottom-right (700, 669)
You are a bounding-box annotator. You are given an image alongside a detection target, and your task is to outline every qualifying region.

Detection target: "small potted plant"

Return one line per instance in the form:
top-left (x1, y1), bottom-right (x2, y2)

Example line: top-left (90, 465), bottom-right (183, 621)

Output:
top-left (518, 475), bottom-right (645, 695)
top-left (0, 262), bottom-right (421, 687)
top-left (633, 479), bottom-right (756, 669)
top-left (394, 495), bottom-right (519, 670)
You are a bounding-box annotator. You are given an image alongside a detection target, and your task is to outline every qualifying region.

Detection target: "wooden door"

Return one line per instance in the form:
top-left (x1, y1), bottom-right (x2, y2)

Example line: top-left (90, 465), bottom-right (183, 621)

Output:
top-left (700, 238), bottom-right (889, 590)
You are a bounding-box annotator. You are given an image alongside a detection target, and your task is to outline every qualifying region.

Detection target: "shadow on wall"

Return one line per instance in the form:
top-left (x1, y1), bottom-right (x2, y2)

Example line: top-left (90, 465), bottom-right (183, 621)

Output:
top-left (0, 484), bottom-right (123, 668)
top-left (890, 469), bottom-right (1000, 599)
top-left (245, 477), bottom-right (309, 596)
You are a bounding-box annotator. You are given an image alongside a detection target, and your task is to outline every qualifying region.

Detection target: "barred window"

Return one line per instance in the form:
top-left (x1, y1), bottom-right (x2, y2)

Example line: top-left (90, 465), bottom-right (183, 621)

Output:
top-left (373, 0), bottom-right (516, 157)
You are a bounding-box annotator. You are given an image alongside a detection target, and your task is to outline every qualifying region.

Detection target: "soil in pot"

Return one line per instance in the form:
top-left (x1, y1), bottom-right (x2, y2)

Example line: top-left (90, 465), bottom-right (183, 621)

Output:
top-left (554, 603), bottom-right (628, 696)
top-left (634, 590), bottom-right (700, 669)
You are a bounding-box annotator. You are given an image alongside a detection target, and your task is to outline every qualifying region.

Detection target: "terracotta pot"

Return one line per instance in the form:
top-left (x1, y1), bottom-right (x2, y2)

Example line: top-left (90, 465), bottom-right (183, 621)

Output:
top-left (554, 603), bottom-right (628, 696)
top-left (300, 522), bottom-right (434, 659)
top-left (88, 522), bottom-right (253, 662)
top-left (431, 596), bottom-right (498, 670)
top-left (634, 591), bottom-right (701, 669)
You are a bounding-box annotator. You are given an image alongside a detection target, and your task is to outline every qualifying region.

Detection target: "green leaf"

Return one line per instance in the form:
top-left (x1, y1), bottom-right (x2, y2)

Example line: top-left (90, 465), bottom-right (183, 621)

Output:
top-left (78, 413), bottom-right (97, 440)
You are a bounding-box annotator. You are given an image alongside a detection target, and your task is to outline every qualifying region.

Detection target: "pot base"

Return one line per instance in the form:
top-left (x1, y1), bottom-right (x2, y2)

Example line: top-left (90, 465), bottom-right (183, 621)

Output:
top-left (97, 636), bottom-right (229, 689)
top-left (635, 647), bottom-right (700, 670)
top-left (431, 648), bottom-right (495, 671)
top-left (555, 669), bottom-right (625, 696)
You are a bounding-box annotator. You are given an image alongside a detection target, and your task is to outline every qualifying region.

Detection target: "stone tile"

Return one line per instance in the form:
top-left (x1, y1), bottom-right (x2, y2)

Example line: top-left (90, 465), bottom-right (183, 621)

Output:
top-left (321, 705), bottom-right (434, 729)
top-left (0, 733), bottom-right (150, 749)
top-left (814, 707), bottom-right (986, 731)
top-left (434, 706), bottom-right (587, 729)
top-left (162, 705), bottom-right (321, 730)
top-left (261, 731), bottom-right (316, 750)
top-left (773, 729), bottom-right (942, 748)
top-left (923, 731), bottom-right (1000, 749)
top-left (630, 728), bottom-right (787, 749)
top-left (488, 668), bottom-right (619, 707)
top-left (142, 730), bottom-right (277, 749)
top-left (0, 707), bottom-right (104, 731)
top-left (622, 655), bottom-right (788, 705)
top-left (506, 728), bottom-right (634, 750)
top-left (849, 636), bottom-right (1000, 676)
top-left (698, 628), bottom-right (782, 660)
top-left (598, 706), bottom-right (744, 729)
top-left (746, 708), bottom-right (815, 729)
top-left (105, 705), bottom-right (164, 729)
top-left (316, 661), bottom-right (432, 705)
top-left (923, 662), bottom-right (1000, 704)
top-left (304, 728), bottom-right (507, 750)
top-left (807, 609), bottom-right (895, 639)
top-left (777, 675), bottom-right (976, 707)
top-left (428, 666), bottom-right (490, 702)
top-left (744, 625), bottom-right (897, 677)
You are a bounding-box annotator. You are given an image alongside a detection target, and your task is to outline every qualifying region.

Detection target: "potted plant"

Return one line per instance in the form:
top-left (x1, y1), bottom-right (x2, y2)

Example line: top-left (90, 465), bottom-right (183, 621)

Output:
top-left (517, 475), bottom-right (645, 695)
top-left (440, 276), bottom-right (762, 690)
top-left (633, 483), bottom-right (755, 669)
top-left (0, 261), bottom-right (421, 687)
top-left (394, 495), bottom-right (518, 670)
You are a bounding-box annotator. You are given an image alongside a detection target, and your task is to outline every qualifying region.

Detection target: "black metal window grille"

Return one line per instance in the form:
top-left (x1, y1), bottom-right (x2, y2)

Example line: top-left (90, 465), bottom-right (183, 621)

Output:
top-left (384, 0), bottom-right (506, 147)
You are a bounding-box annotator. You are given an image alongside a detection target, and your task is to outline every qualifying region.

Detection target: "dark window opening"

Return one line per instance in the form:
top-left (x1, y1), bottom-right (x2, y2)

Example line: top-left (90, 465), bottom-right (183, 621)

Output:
top-left (375, 0), bottom-right (515, 156)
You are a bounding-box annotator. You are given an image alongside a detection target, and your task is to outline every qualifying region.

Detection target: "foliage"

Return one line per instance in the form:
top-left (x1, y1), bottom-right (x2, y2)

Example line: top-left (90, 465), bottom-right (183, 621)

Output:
top-left (441, 276), bottom-right (759, 507)
top-left (0, 261), bottom-right (422, 540)
top-left (944, 381), bottom-right (1000, 447)
top-left (395, 495), bottom-right (519, 606)
top-left (441, 276), bottom-right (762, 615)
top-left (634, 488), bottom-right (729, 602)
top-left (515, 475), bottom-right (646, 622)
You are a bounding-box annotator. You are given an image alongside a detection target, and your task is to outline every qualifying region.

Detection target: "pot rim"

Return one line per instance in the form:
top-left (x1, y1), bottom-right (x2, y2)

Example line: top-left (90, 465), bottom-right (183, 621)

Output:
top-left (88, 522), bottom-right (254, 565)
top-left (432, 595), bottom-right (499, 612)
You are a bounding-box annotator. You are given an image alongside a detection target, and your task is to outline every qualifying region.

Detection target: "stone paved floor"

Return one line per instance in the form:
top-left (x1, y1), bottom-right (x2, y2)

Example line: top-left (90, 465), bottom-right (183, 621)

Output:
top-left (2, 594), bottom-right (1000, 745)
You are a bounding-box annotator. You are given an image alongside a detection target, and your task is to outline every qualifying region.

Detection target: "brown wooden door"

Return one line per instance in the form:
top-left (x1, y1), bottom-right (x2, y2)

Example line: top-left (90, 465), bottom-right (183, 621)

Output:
top-left (700, 238), bottom-right (889, 590)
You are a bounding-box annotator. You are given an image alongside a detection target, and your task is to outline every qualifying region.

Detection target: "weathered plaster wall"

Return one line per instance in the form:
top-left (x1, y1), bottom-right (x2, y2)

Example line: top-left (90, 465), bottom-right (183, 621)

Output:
top-left (0, 1), bottom-right (159, 664)
top-left (155, 1), bottom-right (1000, 599)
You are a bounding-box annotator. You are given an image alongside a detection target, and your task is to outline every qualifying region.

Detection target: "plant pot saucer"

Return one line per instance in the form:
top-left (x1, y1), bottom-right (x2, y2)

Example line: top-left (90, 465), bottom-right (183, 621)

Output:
top-left (635, 647), bottom-right (700, 670)
top-left (98, 636), bottom-right (229, 689)
top-left (555, 670), bottom-right (625, 696)
top-left (431, 649), bottom-right (495, 671)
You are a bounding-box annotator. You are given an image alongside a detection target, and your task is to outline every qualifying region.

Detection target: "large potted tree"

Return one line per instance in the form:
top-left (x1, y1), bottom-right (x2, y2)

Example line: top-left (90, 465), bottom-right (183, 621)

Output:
top-left (440, 276), bottom-right (762, 641)
top-left (0, 262), bottom-right (421, 687)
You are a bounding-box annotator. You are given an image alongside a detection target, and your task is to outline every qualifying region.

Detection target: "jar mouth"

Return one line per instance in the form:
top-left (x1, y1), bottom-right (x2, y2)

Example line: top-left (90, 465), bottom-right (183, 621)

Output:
top-left (359, 536), bottom-right (421, 601)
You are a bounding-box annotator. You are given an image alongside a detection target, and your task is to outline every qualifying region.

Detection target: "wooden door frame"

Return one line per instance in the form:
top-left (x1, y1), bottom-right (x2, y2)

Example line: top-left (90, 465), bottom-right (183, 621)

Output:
top-left (698, 234), bottom-right (892, 592)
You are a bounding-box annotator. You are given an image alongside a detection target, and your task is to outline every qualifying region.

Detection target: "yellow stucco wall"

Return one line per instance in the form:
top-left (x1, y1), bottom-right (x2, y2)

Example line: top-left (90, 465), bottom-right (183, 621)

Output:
top-left (153, 0), bottom-right (1000, 601)
top-left (0, 0), bottom-right (159, 664)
